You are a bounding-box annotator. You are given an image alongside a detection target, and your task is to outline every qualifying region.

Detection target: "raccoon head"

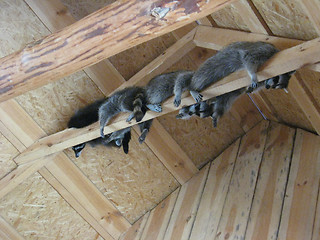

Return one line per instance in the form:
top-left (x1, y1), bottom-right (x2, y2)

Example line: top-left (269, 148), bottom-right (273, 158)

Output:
top-left (176, 106), bottom-right (194, 120)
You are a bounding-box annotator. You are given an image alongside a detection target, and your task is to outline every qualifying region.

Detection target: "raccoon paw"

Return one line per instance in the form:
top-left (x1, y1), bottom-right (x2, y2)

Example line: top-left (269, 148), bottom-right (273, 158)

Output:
top-left (147, 104), bottom-right (162, 112)
top-left (250, 81), bottom-right (258, 90)
top-left (100, 128), bottom-right (105, 138)
top-left (115, 139), bottom-right (122, 146)
top-left (190, 91), bottom-right (203, 102)
top-left (174, 98), bottom-right (181, 107)
top-left (126, 113), bottom-right (135, 122)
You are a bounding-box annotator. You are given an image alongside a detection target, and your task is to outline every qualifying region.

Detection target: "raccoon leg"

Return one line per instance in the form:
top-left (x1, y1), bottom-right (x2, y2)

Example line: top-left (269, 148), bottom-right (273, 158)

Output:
top-left (122, 131), bottom-right (131, 154)
top-left (138, 120), bottom-right (153, 143)
top-left (190, 90), bottom-right (203, 103)
top-left (245, 63), bottom-right (259, 90)
top-left (173, 75), bottom-right (191, 107)
top-left (98, 102), bottom-right (119, 138)
top-left (146, 104), bottom-right (162, 113)
top-left (107, 127), bottom-right (131, 143)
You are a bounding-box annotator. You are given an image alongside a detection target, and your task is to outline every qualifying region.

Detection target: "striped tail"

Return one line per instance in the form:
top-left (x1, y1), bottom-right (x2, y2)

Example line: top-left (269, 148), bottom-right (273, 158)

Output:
top-left (133, 92), bottom-right (146, 122)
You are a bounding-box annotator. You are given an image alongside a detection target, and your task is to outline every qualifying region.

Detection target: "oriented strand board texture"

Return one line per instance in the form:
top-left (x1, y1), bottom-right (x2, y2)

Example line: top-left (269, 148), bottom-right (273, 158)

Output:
top-left (0, 133), bottom-right (18, 179)
top-left (65, 130), bottom-right (179, 224)
top-left (0, 172), bottom-right (102, 240)
top-left (251, 0), bottom-right (318, 40)
top-left (158, 111), bottom-right (244, 168)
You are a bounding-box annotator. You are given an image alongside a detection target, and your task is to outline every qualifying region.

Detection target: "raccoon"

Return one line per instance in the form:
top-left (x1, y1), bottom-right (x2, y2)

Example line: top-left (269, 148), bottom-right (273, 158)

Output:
top-left (173, 41), bottom-right (280, 107)
top-left (145, 71), bottom-right (194, 113)
top-left (176, 70), bottom-right (296, 127)
top-left (99, 86), bottom-right (147, 138)
top-left (68, 98), bottom-right (132, 157)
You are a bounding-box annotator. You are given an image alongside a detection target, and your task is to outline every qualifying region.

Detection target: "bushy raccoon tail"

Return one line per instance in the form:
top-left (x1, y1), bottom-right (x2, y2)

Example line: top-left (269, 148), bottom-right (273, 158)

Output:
top-left (133, 92), bottom-right (146, 122)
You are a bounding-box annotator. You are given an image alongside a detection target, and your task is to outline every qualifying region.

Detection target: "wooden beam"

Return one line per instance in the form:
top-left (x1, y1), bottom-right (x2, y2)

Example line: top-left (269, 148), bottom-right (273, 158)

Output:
top-left (26, 0), bottom-right (198, 184)
top-left (0, 216), bottom-right (24, 240)
top-left (0, 100), bottom-right (130, 238)
top-left (288, 73), bottom-right (320, 135)
top-left (0, 0), bottom-right (234, 102)
top-left (13, 34), bottom-right (320, 163)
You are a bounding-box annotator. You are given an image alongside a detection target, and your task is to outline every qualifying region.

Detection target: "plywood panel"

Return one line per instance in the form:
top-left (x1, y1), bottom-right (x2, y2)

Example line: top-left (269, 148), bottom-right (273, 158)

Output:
top-left (0, 172), bottom-right (101, 240)
top-left (251, 0), bottom-right (318, 40)
top-left (190, 139), bottom-right (240, 240)
top-left (0, 133), bottom-right (18, 179)
top-left (65, 130), bottom-right (179, 224)
top-left (164, 165), bottom-right (209, 240)
top-left (245, 122), bottom-right (295, 240)
top-left (278, 129), bottom-right (320, 240)
top-left (158, 111), bottom-right (244, 168)
top-left (141, 189), bottom-right (179, 240)
top-left (215, 121), bottom-right (269, 240)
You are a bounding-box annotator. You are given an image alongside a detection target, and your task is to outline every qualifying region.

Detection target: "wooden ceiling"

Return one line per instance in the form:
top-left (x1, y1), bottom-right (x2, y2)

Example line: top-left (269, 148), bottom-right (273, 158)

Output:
top-left (0, 0), bottom-right (320, 239)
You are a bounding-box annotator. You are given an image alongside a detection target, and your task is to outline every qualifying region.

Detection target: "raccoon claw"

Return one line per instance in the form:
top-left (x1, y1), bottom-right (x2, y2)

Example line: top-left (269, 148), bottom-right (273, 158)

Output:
top-left (190, 91), bottom-right (203, 102)
top-left (174, 98), bottom-right (181, 107)
top-left (147, 104), bottom-right (162, 112)
top-left (126, 113), bottom-right (135, 122)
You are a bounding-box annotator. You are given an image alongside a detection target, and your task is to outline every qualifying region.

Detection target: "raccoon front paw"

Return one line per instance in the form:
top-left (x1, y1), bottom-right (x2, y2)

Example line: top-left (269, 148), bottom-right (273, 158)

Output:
top-left (147, 104), bottom-right (162, 112)
top-left (100, 128), bottom-right (105, 138)
top-left (174, 98), bottom-right (181, 107)
top-left (126, 113), bottom-right (135, 122)
top-left (190, 91), bottom-right (203, 103)
top-left (115, 139), bottom-right (122, 146)
top-left (250, 81), bottom-right (258, 90)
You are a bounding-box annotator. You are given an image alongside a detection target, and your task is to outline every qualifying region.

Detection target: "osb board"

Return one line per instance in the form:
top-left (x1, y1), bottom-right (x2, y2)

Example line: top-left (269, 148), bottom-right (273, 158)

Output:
top-left (61, 0), bottom-right (116, 20)
top-left (0, 133), bottom-right (18, 179)
top-left (211, 4), bottom-right (250, 31)
top-left (0, 0), bottom-right (50, 58)
top-left (158, 111), bottom-right (244, 168)
top-left (251, 0), bottom-right (318, 40)
top-left (15, 72), bottom-right (104, 135)
top-left (64, 130), bottom-right (179, 224)
top-left (261, 87), bottom-right (315, 132)
top-left (0, 172), bottom-right (102, 240)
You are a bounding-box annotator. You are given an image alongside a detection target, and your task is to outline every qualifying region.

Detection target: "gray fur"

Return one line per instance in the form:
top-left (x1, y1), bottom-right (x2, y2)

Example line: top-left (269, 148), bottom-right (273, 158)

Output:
top-left (99, 86), bottom-right (147, 137)
top-left (174, 41), bottom-right (279, 106)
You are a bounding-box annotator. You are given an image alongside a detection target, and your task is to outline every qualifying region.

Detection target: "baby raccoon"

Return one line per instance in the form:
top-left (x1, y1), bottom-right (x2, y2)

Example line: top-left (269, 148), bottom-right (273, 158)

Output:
top-left (68, 98), bottom-right (132, 157)
top-left (99, 86), bottom-right (147, 138)
top-left (173, 41), bottom-right (280, 107)
top-left (145, 71), bottom-right (194, 113)
top-left (176, 70), bottom-right (295, 127)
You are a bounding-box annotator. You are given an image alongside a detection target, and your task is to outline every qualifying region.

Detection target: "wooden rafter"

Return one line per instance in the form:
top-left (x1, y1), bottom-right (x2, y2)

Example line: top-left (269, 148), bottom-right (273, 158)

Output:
top-left (25, 0), bottom-right (198, 185)
top-left (0, 0), bottom-right (234, 102)
top-left (13, 31), bottom-right (320, 164)
top-left (0, 216), bottom-right (24, 240)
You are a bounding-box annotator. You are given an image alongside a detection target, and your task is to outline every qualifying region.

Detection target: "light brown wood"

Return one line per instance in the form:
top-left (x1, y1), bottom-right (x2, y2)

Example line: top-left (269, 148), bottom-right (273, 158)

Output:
top-left (190, 139), bottom-right (240, 240)
top-left (45, 153), bottom-right (131, 239)
top-left (13, 35), bottom-right (320, 164)
top-left (0, 216), bottom-right (24, 240)
top-left (215, 121), bottom-right (269, 240)
top-left (0, 120), bottom-right (26, 152)
top-left (278, 129), bottom-right (320, 240)
top-left (245, 122), bottom-right (295, 240)
top-left (288, 73), bottom-right (320, 135)
top-left (141, 189), bottom-right (180, 240)
top-left (0, 0), bottom-right (234, 102)
top-left (38, 167), bottom-right (114, 240)
top-left (164, 165), bottom-right (209, 240)
top-left (134, 120), bottom-right (198, 184)
top-left (299, 0), bottom-right (320, 35)
top-left (120, 212), bottom-right (150, 240)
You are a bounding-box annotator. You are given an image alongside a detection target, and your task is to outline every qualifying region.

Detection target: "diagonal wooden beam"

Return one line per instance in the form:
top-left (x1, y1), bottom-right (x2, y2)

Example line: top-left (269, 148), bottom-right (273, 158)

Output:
top-left (26, 0), bottom-right (198, 184)
top-left (0, 100), bottom-right (130, 239)
top-left (0, 216), bottom-right (24, 240)
top-left (0, 0), bottom-right (235, 102)
top-left (13, 35), bottom-right (320, 163)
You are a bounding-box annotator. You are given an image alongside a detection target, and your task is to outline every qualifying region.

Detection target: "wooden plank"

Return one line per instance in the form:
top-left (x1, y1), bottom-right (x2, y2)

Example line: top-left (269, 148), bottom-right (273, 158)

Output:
top-left (13, 35), bottom-right (320, 164)
top-left (120, 212), bottom-right (150, 240)
top-left (278, 129), bottom-right (320, 240)
top-left (288, 73), bottom-right (320, 135)
top-left (312, 186), bottom-right (320, 240)
top-left (0, 216), bottom-right (24, 240)
top-left (44, 153), bottom-right (130, 239)
top-left (215, 121), bottom-right (269, 240)
top-left (0, 120), bottom-right (26, 152)
top-left (163, 165), bottom-right (209, 240)
top-left (299, 0), bottom-right (320, 35)
top-left (194, 26), bottom-right (303, 50)
top-left (190, 139), bottom-right (240, 240)
top-left (0, 0), bottom-right (234, 102)
top-left (39, 167), bottom-right (115, 240)
top-left (141, 189), bottom-right (180, 240)
top-left (134, 120), bottom-right (198, 184)
top-left (245, 122), bottom-right (295, 240)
